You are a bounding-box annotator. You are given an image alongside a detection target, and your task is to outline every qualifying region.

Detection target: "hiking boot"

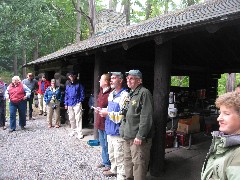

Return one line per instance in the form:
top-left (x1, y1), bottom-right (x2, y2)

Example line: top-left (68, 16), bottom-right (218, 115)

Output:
top-left (103, 170), bottom-right (117, 177)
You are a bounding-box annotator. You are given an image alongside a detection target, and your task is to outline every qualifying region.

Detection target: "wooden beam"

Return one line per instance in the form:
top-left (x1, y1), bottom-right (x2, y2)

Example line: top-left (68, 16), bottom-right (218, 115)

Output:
top-left (150, 41), bottom-right (172, 176)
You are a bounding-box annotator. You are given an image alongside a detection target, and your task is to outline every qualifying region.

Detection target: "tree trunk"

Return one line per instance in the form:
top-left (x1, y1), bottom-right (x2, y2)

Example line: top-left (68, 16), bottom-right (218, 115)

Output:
top-left (13, 54), bottom-right (18, 75)
top-left (124, 0), bottom-right (131, 25)
top-left (109, 0), bottom-right (117, 11)
top-left (22, 46), bottom-right (27, 79)
top-left (145, 0), bottom-right (152, 20)
top-left (76, 0), bottom-right (81, 43)
top-left (226, 73), bottom-right (236, 92)
top-left (164, 0), bottom-right (170, 14)
top-left (89, 0), bottom-right (96, 36)
top-left (33, 35), bottom-right (39, 60)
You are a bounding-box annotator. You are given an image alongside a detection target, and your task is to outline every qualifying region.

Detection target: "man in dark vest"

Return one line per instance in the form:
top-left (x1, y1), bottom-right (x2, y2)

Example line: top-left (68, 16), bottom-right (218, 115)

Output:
top-left (5, 76), bottom-right (31, 132)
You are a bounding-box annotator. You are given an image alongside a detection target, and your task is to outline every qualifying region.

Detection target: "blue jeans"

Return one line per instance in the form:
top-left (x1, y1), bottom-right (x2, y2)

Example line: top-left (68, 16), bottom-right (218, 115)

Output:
top-left (9, 100), bottom-right (27, 130)
top-left (26, 94), bottom-right (34, 118)
top-left (98, 129), bottom-right (111, 167)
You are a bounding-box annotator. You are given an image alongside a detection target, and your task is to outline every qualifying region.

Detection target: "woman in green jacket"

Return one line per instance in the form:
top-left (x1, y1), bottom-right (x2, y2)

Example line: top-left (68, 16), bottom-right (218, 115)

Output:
top-left (201, 92), bottom-right (240, 180)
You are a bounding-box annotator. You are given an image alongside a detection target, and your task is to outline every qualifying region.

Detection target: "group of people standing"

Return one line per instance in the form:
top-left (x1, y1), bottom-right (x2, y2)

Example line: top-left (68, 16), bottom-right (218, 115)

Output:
top-left (1, 72), bottom-right (85, 140)
top-left (95, 70), bottom-right (153, 180)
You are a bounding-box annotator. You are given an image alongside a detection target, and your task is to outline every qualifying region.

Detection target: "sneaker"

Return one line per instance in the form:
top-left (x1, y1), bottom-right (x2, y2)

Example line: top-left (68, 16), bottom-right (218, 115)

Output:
top-left (77, 134), bottom-right (84, 139)
top-left (3, 126), bottom-right (6, 130)
top-left (96, 164), bottom-right (105, 168)
top-left (103, 170), bottom-right (117, 177)
top-left (43, 112), bottom-right (47, 116)
top-left (9, 129), bottom-right (16, 133)
top-left (21, 126), bottom-right (26, 130)
top-left (29, 117), bottom-right (36, 120)
top-left (39, 111), bottom-right (43, 115)
top-left (69, 131), bottom-right (76, 137)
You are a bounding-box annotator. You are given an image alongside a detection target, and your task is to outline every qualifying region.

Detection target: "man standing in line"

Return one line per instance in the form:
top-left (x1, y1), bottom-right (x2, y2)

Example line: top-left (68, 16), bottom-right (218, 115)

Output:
top-left (95, 73), bottom-right (112, 171)
top-left (22, 72), bottom-right (38, 120)
top-left (64, 72), bottom-right (85, 139)
top-left (120, 70), bottom-right (154, 180)
top-left (0, 77), bottom-right (7, 130)
top-left (99, 72), bottom-right (128, 179)
top-left (5, 76), bottom-right (31, 132)
top-left (37, 74), bottom-right (50, 116)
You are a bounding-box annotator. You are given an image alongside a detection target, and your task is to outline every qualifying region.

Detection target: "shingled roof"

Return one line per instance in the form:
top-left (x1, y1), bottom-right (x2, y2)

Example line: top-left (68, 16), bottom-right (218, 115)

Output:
top-left (27, 0), bottom-right (240, 66)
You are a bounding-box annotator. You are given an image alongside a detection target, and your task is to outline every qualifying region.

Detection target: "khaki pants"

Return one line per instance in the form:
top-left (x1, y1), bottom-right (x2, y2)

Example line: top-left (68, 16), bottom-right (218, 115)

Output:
top-left (68, 102), bottom-right (83, 135)
top-left (47, 101), bottom-right (60, 126)
top-left (124, 139), bottom-right (152, 180)
top-left (107, 135), bottom-right (125, 180)
top-left (38, 94), bottom-right (46, 113)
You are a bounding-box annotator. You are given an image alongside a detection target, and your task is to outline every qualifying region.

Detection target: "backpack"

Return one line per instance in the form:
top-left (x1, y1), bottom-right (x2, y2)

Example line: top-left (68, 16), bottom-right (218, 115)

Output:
top-left (0, 83), bottom-right (5, 97)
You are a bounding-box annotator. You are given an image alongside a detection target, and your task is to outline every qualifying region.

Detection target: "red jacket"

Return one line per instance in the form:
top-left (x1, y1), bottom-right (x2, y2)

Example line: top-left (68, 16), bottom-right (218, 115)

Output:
top-left (37, 80), bottom-right (50, 94)
top-left (9, 83), bottom-right (25, 103)
top-left (95, 87), bottom-right (112, 130)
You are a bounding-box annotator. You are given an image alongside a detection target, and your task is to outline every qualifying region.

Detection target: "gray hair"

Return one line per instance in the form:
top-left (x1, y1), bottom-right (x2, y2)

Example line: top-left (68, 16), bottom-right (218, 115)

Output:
top-left (12, 76), bottom-right (21, 81)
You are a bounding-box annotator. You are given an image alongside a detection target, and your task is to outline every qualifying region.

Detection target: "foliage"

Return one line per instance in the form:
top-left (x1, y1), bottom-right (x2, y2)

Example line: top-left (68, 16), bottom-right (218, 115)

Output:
top-left (0, 71), bottom-right (13, 84)
top-left (171, 76), bottom-right (189, 87)
top-left (218, 73), bottom-right (240, 95)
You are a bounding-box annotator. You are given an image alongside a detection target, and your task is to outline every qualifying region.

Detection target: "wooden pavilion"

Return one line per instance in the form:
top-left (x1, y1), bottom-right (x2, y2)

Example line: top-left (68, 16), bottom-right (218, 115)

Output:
top-left (26, 0), bottom-right (240, 176)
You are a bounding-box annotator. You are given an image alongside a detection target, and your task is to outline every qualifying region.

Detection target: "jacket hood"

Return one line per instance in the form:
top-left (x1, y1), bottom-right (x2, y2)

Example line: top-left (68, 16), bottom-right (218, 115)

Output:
top-left (212, 131), bottom-right (240, 147)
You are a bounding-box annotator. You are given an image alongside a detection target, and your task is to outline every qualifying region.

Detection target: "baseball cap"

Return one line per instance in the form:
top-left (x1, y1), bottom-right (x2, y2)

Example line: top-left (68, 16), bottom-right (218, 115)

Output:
top-left (109, 72), bottom-right (124, 79)
top-left (125, 70), bottom-right (142, 79)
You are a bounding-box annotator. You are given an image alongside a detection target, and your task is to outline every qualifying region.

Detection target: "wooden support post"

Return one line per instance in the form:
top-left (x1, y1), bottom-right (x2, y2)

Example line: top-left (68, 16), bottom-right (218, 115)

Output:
top-left (150, 41), bottom-right (172, 177)
top-left (93, 52), bottom-right (102, 139)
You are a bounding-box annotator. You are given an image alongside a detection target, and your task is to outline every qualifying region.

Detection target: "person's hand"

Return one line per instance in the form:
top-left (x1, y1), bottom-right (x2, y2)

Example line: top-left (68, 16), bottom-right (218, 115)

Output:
top-left (99, 109), bottom-right (108, 117)
top-left (133, 137), bottom-right (142, 145)
top-left (65, 106), bottom-right (68, 110)
top-left (23, 96), bottom-right (27, 100)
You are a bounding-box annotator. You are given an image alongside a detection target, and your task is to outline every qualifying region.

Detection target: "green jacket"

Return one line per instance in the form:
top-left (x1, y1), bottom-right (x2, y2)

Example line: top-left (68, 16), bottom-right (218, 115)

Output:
top-left (120, 85), bottom-right (154, 140)
top-left (201, 131), bottom-right (240, 180)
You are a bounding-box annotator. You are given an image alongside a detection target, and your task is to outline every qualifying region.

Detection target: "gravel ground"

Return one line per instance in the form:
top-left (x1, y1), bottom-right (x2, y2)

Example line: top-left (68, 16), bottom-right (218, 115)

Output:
top-left (0, 116), bottom-right (116, 180)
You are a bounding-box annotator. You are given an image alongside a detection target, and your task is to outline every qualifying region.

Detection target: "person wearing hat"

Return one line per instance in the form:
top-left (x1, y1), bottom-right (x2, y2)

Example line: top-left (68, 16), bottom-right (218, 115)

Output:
top-left (64, 72), bottom-right (85, 139)
top-left (37, 74), bottom-right (50, 116)
top-left (44, 79), bottom-right (61, 128)
top-left (99, 72), bottom-right (128, 179)
top-left (22, 72), bottom-right (38, 120)
top-left (120, 70), bottom-right (154, 180)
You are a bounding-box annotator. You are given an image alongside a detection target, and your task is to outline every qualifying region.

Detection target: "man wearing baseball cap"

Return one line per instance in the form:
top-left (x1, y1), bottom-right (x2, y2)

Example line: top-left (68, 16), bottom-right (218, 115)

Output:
top-left (120, 69), bottom-right (154, 180)
top-left (64, 72), bottom-right (85, 139)
top-left (99, 72), bottom-right (128, 179)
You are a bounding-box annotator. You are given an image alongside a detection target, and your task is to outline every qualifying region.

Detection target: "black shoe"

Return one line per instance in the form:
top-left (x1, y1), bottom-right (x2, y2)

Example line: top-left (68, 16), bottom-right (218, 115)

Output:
top-left (9, 129), bottom-right (16, 133)
top-left (43, 112), bottom-right (47, 116)
top-left (21, 126), bottom-right (26, 130)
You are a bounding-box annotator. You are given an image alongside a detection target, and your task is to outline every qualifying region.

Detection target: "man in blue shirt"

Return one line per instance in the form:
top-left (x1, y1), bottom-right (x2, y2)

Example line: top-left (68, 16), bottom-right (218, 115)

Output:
top-left (64, 72), bottom-right (85, 139)
top-left (22, 73), bottom-right (38, 120)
